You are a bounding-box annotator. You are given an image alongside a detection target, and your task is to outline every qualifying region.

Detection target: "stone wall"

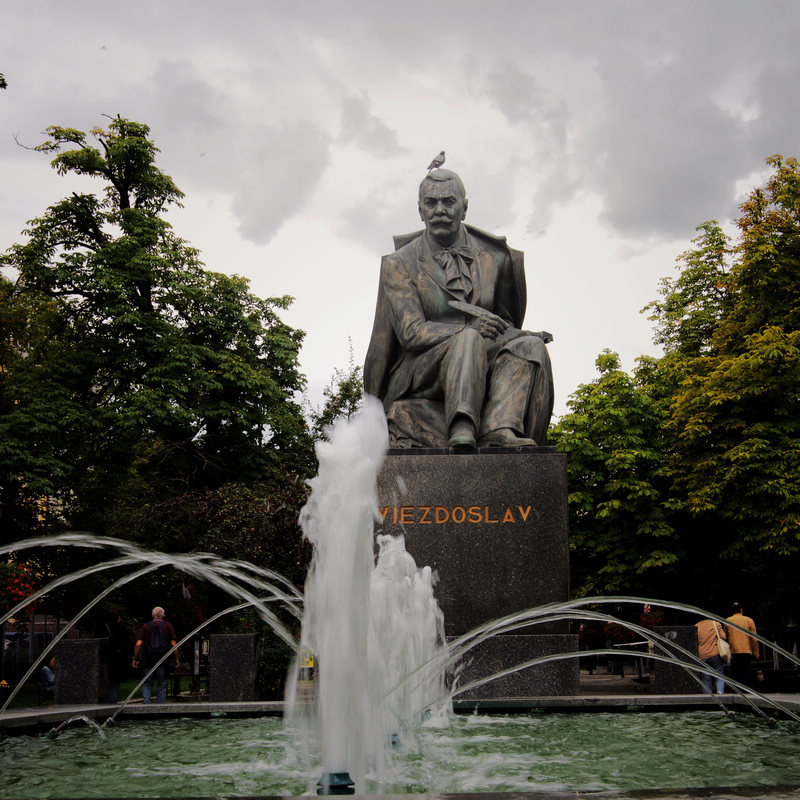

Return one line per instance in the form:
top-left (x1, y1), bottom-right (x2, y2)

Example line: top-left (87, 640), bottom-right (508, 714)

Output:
top-left (209, 634), bottom-right (260, 702)
top-left (54, 638), bottom-right (107, 705)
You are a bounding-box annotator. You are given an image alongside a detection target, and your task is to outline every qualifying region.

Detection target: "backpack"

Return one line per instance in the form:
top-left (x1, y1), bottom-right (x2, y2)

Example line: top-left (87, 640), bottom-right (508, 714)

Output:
top-left (146, 621), bottom-right (170, 658)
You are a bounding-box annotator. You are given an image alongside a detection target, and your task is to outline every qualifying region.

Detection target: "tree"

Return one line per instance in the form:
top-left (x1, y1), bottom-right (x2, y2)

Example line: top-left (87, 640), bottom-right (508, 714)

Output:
top-left (307, 341), bottom-right (364, 441)
top-left (644, 220), bottom-right (733, 358)
top-left (552, 156), bottom-right (800, 614)
top-left (665, 157), bottom-right (800, 562)
top-left (549, 351), bottom-right (677, 595)
top-left (116, 477), bottom-right (312, 583)
top-left (0, 117), bottom-right (314, 542)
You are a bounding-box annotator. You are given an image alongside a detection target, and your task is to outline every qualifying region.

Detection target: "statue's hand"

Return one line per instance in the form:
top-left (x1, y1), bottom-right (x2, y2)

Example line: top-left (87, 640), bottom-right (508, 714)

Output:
top-left (467, 311), bottom-right (509, 340)
top-left (532, 330), bottom-right (554, 344)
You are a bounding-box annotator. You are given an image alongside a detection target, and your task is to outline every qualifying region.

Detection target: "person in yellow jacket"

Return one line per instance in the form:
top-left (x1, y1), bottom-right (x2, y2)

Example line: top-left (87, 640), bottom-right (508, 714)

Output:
top-left (725, 602), bottom-right (759, 688)
top-left (695, 619), bottom-right (727, 694)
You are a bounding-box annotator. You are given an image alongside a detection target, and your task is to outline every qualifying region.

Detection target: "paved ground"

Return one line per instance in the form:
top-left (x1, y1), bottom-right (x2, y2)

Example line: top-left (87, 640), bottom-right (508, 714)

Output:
top-left (3, 672), bottom-right (800, 730)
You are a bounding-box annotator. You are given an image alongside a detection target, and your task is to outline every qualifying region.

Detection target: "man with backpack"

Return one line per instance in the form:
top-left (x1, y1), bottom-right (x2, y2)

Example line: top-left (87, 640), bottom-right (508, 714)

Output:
top-left (132, 606), bottom-right (179, 704)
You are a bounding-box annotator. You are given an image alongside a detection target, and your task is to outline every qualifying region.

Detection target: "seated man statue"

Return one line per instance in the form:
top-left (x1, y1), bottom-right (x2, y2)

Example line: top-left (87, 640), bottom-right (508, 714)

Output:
top-left (364, 168), bottom-right (554, 449)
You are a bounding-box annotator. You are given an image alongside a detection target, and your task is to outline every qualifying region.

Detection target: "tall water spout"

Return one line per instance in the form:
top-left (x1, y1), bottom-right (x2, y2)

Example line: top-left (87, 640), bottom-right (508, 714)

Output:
top-left (293, 397), bottom-right (447, 794)
top-left (297, 397), bottom-right (388, 793)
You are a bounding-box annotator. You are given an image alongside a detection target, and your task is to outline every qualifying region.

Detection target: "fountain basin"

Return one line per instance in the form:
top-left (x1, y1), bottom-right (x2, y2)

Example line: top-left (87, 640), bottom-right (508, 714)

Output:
top-left (2, 704), bottom-right (800, 798)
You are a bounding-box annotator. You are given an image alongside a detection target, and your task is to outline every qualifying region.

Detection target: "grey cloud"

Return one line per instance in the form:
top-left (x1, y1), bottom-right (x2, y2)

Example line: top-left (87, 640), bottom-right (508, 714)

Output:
top-left (150, 60), bottom-right (228, 132)
top-left (472, 60), bottom-right (575, 235)
top-left (464, 167), bottom-right (518, 234)
top-left (565, 4), bottom-right (800, 243)
top-left (341, 196), bottom-right (402, 255)
top-left (478, 60), bottom-right (570, 155)
top-left (5, 0), bottom-right (800, 254)
top-left (484, 62), bottom-right (557, 129)
top-left (338, 91), bottom-right (406, 157)
top-left (746, 66), bottom-right (800, 159)
top-left (577, 49), bottom-right (753, 241)
top-left (527, 169), bottom-right (580, 237)
top-left (146, 61), bottom-right (237, 190)
top-left (340, 182), bottom-right (414, 254)
top-left (232, 122), bottom-right (331, 245)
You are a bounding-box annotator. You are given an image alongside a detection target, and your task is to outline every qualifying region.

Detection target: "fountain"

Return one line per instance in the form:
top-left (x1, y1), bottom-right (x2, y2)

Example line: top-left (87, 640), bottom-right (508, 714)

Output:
top-left (285, 396), bottom-right (448, 794)
top-left (3, 399), bottom-right (800, 798)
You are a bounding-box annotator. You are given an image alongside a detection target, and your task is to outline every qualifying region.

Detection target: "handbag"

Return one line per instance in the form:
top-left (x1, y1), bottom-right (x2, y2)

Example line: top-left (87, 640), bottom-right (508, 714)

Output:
top-left (713, 621), bottom-right (731, 663)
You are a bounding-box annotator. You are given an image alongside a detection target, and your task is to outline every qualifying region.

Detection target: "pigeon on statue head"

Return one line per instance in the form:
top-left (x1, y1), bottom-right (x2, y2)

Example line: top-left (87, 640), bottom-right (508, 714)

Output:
top-left (426, 151), bottom-right (445, 171)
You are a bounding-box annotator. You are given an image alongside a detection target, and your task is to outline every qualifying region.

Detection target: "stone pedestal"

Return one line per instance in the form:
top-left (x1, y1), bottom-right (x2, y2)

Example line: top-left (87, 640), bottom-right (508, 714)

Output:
top-left (453, 634), bottom-right (580, 699)
top-left (209, 634), bottom-right (259, 702)
top-left (54, 638), bottom-right (107, 705)
top-left (651, 626), bottom-right (700, 694)
top-left (377, 448), bottom-right (578, 697)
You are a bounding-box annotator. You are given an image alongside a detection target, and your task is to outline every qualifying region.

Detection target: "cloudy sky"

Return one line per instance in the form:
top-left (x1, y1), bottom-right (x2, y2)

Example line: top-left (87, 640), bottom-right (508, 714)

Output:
top-left (2, 1), bottom-right (799, 418)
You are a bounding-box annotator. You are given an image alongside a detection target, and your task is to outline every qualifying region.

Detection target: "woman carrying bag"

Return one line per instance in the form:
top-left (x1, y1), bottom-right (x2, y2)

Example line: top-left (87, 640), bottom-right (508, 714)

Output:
top-left (695, 617), bottom-right (729, 694)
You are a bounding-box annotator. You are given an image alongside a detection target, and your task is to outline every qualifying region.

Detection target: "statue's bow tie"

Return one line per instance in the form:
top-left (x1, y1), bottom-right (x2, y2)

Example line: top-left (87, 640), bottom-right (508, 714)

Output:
top-left (433, 245), bottom-right (474, 300)
top-left (434, 244), bottom-right (474, 264)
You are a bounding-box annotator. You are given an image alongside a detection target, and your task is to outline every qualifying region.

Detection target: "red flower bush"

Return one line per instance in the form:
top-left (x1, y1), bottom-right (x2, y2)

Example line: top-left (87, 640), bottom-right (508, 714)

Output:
top-left (0, 562), bottom-right (37, 621)
top-left (602, 622), bottom-right (637, 644)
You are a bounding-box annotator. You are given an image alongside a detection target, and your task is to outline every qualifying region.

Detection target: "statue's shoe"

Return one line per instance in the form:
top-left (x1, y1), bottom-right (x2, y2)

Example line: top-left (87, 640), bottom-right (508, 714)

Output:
top-left (448, 419), bottom-right (477, 450)
top-left (449, 433), bottom-right (476, 450)
top-left (478, 428), bottom-right (537, 448)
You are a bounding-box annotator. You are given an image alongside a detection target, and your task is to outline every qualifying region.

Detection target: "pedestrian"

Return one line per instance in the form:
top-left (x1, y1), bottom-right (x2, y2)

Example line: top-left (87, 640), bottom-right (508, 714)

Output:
top-left (132, 606), bottom-right (179, 704)
top-left (695, 618), bottom-right (728, 694)
top-left (103, 607), bottom-right (132, 704)
top-left (725, 602), bottom-right (760, 689)
top-left (40, 655), bottom-right (56, 696)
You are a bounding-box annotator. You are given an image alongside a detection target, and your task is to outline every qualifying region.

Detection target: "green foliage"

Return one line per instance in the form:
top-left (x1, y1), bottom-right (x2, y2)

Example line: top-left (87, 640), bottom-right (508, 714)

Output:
top-left (308, 341), bottom-right (364, 440)
top-left (116, 478), bottom-right (311, 584)
top-left (661, 157), bottom-right (800, 561)
top-left (0, 276), bottom-right (68, 537)
top-left (719, 155), bottom-right (800, 345)
top-left (644, 220), bottom-right (733, 357)
top-left (662, 160), bottom-right (800, 559)
top-left (550, 351), bottom-right (676, 595)
top-left (556, 154), bottom-right (800, 609)
top-left (668, 326), bottom-right (800, 546)
top-left (0, 117), bottom-right (315, 542)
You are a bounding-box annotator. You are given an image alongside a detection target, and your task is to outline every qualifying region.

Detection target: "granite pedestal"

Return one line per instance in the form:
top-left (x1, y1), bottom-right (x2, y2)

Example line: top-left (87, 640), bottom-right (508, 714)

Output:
top-left (209, 634), bottom-right (259, 702)
top-left (453, 634), bottom-right (580, 699)
top-left (376, 448), bottom-right (578, 697)
top-left (54, 638), bottom-right (108, 705)
top-left (651, 626), bottom-right (700, 694)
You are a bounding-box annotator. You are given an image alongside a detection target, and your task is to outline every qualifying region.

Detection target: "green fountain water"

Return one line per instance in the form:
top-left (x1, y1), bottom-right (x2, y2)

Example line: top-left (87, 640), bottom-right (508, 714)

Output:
top-left (2, 711), bottom-right (800, 798)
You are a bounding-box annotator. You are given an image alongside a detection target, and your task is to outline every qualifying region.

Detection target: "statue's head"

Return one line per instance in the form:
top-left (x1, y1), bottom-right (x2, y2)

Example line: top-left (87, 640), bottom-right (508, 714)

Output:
top-left (418, 168), bottom-right (468, 246)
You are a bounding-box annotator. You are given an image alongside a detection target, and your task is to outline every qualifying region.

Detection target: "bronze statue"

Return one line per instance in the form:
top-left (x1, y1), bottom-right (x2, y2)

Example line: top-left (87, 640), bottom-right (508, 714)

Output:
top-left (364, 168), bottom-right (554, 450)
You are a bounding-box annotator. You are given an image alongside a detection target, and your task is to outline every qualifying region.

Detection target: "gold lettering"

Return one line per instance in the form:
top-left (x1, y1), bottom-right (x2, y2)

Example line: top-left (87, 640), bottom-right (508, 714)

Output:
top-left (419, 506), bottom-right (432, 524)
top-left (452, 506), bottom-right (466, 523)
top-left (518, 505), bottom-right (531, 522)
top-left (502, 507), bottom-right (516, 523)
top-left (392, 506), bottom-right (398, 524)
top-left (435, 506), bottom-right (449, 523)
top-left (468, 506), bottom-right (483, 523)
top-left (484, 505), bottom-right (499, 523)
top-left (378, 507), bottom-right (390, 523)
top-left (400, 506), bottom-right (414, 524)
